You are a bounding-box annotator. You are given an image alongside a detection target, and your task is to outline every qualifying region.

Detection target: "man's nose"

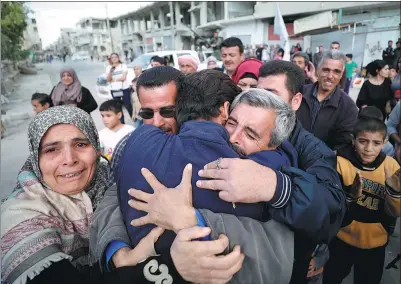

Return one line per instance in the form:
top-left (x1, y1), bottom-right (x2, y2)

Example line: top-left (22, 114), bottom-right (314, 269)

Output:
top-left (229, 128), bottom-right (241, 144)
top-left (152, 112), bottom-right (164, 128)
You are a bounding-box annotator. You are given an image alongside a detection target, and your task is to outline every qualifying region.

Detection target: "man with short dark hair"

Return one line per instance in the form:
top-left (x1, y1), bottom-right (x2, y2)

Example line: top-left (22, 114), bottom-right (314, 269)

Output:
top-left (394, 40), bottom-right (401, 67)
top-left (383, 40), bottom-right (395, 66)
top-left (292, 52), bottom-right (317, 85)
top-left (313, 45), bottom-right (324, 66)
top-left (150, 55), bottom-right (166, 67)
top-left (330, 41), bottom-right (340, 50)
top-left (297, 50), bottom-right (359, 150)
top-left (221, 37), bottom-right (245, 78)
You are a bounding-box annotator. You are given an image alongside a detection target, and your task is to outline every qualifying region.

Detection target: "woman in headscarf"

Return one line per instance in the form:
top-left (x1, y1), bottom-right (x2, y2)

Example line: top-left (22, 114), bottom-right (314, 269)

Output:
top-left (1, 106), bottom-right (165, 284)
top-left (178, 55), bottom-right (199, 74)
top-left (50, 68), bottom-right (98, 114)
top-left (231, 58), bottom-right (263, 91)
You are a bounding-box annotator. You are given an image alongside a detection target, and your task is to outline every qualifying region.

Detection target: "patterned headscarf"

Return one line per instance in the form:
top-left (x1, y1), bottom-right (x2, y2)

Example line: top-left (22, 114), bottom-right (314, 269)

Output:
top-left (1, 106), bottom-right (109, 284)
top-left (52, 67), bottom-right (83, 106)
top-left (25, 105), bottom-right (108, 208)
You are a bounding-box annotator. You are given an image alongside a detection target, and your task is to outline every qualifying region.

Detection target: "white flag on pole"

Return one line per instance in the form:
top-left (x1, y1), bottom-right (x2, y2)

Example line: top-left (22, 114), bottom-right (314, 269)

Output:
top-left (274, 4), bottom-right (291, 61)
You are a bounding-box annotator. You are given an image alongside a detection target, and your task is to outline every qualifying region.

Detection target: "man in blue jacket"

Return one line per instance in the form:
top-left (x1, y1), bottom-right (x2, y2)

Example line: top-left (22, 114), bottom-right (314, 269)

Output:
top-left (89, 64), bottom-right (346, 284)
top-left (117, 71), bottom-right (298, 254)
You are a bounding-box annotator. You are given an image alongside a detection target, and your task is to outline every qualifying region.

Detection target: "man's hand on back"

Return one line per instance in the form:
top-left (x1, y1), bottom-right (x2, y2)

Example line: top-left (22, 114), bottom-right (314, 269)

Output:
top-left (171, 226), bottom-right (245, 284)
top-left (197, 158), bottom-right (277, 203)
top-left (128, 164), bottom-right (197, 233)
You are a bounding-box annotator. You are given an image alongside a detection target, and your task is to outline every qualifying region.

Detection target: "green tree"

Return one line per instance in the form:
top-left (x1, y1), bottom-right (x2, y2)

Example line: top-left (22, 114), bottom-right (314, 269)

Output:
top-left (1, 2), bottom-right (28, 61)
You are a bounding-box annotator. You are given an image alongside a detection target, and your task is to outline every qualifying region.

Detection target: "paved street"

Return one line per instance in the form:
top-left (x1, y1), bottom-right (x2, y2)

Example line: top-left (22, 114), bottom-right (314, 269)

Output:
top-left (0, 60), bottom-right (399, 283)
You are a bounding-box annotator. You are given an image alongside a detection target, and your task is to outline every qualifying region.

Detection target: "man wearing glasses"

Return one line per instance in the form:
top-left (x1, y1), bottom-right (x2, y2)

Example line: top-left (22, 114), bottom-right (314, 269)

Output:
top-left (296, 50), bottom-right (359, 151)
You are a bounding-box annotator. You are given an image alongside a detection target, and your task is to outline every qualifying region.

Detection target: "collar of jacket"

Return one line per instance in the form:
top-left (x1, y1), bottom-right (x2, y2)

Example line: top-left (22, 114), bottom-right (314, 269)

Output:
top-left (337, 144), bottom-right (386, 171)
top-left (179, 120), bottom-right (230, 145)
top-left (303, 83), bottom-right (345, 110)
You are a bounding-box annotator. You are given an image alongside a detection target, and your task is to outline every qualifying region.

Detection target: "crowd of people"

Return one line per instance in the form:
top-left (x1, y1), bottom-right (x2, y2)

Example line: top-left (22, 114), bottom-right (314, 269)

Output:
top-left (1, 35), bottom-right (400, 284)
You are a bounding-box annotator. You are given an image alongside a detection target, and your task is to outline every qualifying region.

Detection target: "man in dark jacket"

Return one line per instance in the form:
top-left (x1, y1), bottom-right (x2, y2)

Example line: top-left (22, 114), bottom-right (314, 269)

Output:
top-left (297, 50), bottom-right (359, 150)
top-left (256, 60), bottom-right (346, 283)
top-left (383, 40), bottom-right (395, 66)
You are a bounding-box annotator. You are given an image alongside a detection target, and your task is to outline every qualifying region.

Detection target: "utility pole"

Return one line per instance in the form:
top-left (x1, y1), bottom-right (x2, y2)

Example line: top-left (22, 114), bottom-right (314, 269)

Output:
top-left (106, 3), bottom-right (115, 53)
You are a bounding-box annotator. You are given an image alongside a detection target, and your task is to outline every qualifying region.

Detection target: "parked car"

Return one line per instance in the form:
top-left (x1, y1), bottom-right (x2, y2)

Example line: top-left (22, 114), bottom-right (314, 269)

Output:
top-left (96, 50), bottom-right (221, 101)
top-left (72, 51), bottom-right (91, 61)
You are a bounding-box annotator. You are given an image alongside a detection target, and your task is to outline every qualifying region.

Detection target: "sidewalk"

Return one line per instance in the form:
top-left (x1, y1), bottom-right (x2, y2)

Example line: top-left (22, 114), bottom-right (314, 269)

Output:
top-left (1, 66), bottom-right (53, 199)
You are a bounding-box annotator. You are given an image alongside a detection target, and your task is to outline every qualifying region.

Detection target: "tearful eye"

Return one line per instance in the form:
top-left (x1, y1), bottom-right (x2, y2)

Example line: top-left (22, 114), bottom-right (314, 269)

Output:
top-left (76, 143), bottom-right (87, 148)
top-left (45, 148), bottom-right (56, 153)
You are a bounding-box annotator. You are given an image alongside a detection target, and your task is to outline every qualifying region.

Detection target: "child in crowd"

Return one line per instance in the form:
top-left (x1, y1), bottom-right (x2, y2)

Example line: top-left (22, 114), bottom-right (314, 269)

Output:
top-left (98, 99), bottom-right (135, 160)
top-left (31, 93), bottom-right (53, 114)
top-left (131, 78), bottom-right (143, 129)
top-left (323, 106), bottom-right (400, 284)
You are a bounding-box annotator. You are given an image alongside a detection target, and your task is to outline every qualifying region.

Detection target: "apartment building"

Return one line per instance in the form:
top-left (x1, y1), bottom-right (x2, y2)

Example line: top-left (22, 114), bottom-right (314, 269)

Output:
top-left (73, 17), bottom-right (122, 59)
top-left (23, 15), bottom-right (42, 51)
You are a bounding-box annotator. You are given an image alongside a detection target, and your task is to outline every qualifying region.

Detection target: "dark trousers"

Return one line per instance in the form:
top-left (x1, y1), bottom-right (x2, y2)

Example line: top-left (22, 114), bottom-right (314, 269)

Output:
top-left (111, 88), bottom-right (133, 124)
top-left (323, 237), bottom-right (386, 284)
top-left (345, 78), bottom-right (352, 94)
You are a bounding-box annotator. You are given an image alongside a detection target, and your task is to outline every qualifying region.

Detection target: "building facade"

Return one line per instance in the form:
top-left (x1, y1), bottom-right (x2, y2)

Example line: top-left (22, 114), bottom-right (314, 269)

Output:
top-left (73, 17), bottom-right (122, 59)
top-left (23, 15), bottom-right (42, 51)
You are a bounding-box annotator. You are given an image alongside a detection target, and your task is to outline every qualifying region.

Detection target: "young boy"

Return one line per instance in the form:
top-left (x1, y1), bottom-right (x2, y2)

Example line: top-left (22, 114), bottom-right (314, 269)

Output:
top-left (323, 106), bottom-right (400, 284)
top-left (31, 93), bottom-right (53, 114)
top-left (99, 99), bottom-right (135, 161)
top-left (345, 54), bottom-right (358, 94)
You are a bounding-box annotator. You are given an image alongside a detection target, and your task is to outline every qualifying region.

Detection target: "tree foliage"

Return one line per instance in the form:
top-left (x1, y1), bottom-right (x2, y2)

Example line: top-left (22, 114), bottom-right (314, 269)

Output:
top-left (1, 2), bottom-right (28, 61)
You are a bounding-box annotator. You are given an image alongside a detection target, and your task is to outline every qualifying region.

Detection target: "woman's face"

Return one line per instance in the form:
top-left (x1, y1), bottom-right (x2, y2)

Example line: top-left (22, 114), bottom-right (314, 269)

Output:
top-left (278, 51), bottom-right (283, 57)
top-left (39, 124), bottom-right (98, 195)
top-left (61, 72), bottom-right (74, 86)
top-left (237, 77), bottom-right (258, 91)
top-left (390, 69), bottom-right (397, 79)
top-left (111, 54), bottom-right (120, 64)
top-left (378, 65), bottom-right (390, 78)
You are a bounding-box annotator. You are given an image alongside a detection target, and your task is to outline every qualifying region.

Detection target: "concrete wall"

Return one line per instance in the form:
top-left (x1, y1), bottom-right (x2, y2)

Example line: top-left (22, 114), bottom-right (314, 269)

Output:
top-left (222, 19), bottom-right (265, 46)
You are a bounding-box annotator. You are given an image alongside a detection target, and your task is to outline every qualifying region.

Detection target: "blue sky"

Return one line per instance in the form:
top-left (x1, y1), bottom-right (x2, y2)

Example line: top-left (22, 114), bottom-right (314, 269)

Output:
top-left (27, 1), bottom-right (152, 48)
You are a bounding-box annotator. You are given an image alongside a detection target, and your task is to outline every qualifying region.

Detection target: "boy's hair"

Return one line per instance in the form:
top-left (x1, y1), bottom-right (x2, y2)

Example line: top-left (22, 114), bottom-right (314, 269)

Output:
top-left (31, 93), bottom-right (53, 107)
top-left (99, 99), bottom-right (123, 114)
top-left (354, 106), bottom-right (387, 139)
top-left (345, 53), bottom-right (353, 59)
top-left (176, 69), bottom-right (241, 128)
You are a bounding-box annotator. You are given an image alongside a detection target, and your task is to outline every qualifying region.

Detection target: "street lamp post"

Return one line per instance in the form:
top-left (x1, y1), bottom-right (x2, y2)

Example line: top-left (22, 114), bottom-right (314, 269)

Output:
top-left (106, 3), bottom-right (114, 53)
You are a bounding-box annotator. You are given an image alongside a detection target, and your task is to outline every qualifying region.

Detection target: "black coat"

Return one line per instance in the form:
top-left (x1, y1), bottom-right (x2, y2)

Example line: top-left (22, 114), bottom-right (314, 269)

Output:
top-left (50, 86), bottom-right (98, 114)
top-left (297, 83), bottom-right (359, 150)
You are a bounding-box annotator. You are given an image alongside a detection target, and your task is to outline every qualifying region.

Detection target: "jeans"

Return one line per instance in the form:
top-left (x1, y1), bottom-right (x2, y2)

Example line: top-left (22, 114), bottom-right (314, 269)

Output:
top-left (134, 119), bottom-right (143, 129)
top-left (345, 78), bottom-right (352, 94)
top-left (111, 88), bottom-right (133, 124)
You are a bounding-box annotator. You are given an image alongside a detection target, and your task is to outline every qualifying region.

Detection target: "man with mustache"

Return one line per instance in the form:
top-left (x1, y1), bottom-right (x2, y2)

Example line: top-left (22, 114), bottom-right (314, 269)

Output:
top-left (296, 49), bottom-right (359, 150)
top-left (221, 37), bottom-right (245, 78)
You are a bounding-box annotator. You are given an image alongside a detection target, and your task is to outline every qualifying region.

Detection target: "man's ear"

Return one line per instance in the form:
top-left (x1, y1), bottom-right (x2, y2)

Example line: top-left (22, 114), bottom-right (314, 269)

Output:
top-left (220, 101), bottom-right (230, 121)
top-left (117, 111), bottom-right (123, 120)
top-left (291, 92), bottom-right (303, 111)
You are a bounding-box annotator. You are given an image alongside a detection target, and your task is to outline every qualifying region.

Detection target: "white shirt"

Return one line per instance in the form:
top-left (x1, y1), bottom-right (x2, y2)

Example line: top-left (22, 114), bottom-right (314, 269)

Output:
top-left (106, 63), bottom-right (130, 90)
top-left (99, 124), bottom-right (135, 160)
top-left (262, 49), bottom-right (270, 61)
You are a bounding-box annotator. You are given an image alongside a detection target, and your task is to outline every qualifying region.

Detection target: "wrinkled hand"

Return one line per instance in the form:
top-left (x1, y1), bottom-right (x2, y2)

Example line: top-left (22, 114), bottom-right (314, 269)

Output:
top-left (197, 158), bottom-right (276, 203)
top-left (385, 167), bottom-right (400, 193)
top-left (113, 227), bottom-right (165, 268)
top-left (129, 164), bottom-right (197, 233)
top-left (171, 226), bottom-right (245, 284)
top-left (346, 171), bottom-right (363, 201)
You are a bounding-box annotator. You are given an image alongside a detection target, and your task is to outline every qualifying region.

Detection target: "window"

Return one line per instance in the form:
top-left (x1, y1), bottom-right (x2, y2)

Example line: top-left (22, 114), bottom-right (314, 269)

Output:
top-left (33, 27), bottom-right (38, 33)
top-left (32, 19), bottom-right (36, 24)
